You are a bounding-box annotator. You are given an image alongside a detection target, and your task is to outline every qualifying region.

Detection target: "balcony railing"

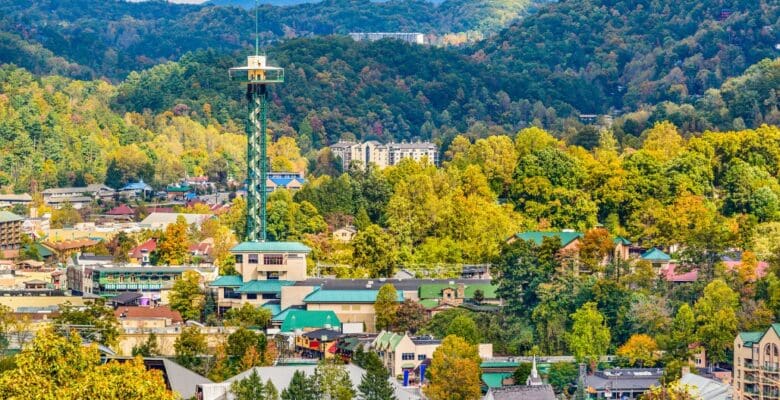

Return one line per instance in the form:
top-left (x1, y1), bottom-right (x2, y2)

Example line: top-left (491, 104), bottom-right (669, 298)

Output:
top-left (763, 364), bottom-right (780, 372)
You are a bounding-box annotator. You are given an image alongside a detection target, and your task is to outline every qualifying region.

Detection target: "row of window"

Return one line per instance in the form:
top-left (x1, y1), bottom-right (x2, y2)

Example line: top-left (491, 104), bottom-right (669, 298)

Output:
top-left (235, 254), bottom-right (285, 265)
top-left (401, 353), bottom-right (427, 361)
top-left (222, 288), bottom-right (278, 300)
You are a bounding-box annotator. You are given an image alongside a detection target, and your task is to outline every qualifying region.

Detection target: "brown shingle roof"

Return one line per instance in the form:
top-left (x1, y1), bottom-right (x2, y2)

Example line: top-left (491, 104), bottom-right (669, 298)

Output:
top-left (115, 306), bottom-right (183, 324)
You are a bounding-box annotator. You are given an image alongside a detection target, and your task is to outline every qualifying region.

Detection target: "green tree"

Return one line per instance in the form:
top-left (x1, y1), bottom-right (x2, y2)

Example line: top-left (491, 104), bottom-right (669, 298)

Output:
top-left (352, 224), bottom-right (397, 277)
top-left (566, 302), bottom-right (611, 365)
top-left (665, 303), bottom-right (696, 359)
top-left (314, 359), bottom-right (355, 400)
top-left (169, 270), bottom-right (204, 321)
top-left (374, 284), bottom-right (398, 331)
top-left (493, 237), bottom-right (560, 318)
top-left (694, 279), bottom-right (739, 365)
top-left (224, 303), bottom-right (272, 328)
top-left (227, 328), bottom-right (268, 364)
top-left (54, 299), bottom-right (120, 348)
top-left (512, 362), bottom-right (532, 385)
top-left (424, 335), bottom-right (482, 400)
top-left (132, 332), bottom-right (159, 357)
top-left (281, 370), bottom-right (318, 400)
top-left (358, 351), bottom-right (396, 400)
top-left (547, 362), bottom-right (578, 393)
top-left (446, 315), bottom-right (481, 345)
top-left (156, 215), bottom-right (190, 265)
top-left (174, 326), bottom-right (207, 370)
top-left (231, 369), bottom-right (280, 400)
top-left (50, 202), bottom-right (83, 228)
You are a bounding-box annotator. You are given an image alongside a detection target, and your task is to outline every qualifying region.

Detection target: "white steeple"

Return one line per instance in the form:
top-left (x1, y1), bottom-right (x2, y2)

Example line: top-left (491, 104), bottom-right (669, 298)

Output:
top-left (526, 355), bottom-right (543, 386)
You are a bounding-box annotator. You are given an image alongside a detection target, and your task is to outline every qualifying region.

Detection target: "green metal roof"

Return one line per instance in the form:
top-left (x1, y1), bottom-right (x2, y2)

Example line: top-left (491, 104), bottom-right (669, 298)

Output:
top-left (514, 231), bottom-right (583, 246)
top-left (641, 248), bottom-right (671, 261)
top-left (272, 307), bottom-right (294, 322)
top-left (0, 211), bottom-right (23, 223)
top-left (374, 331), bottom-right (406, 351)
top-left (209, 275), bottom-right (243, 287)
top-left (482, 372), bottom-right (512, 388)
top-left (236, 280), bottom-right (295, 294)
top-left (304, 289), bottom-right (403, 303)
top-left (231, 241), bottom-right (311, 253)
top-left (481, 361), bottom-right (520, 368)
top-left (740, 331), bottom-right (763, 346)
top-left (166, 185), bottom-right (191, 192)
top-left (280, 309), bottom-right (340, 332)
top-left (418, 283), bottom-right (498, 300)
top-left (613, 236), bottom-right (632, 245)
top-left (24, 243), bottom-right (54, 258)
top-left (419, 299), bottom-right (439, 309)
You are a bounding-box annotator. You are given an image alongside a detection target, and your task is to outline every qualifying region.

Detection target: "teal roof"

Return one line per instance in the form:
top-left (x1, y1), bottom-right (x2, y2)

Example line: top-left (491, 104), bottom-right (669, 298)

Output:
top-left (481, 361), bottom-right (520, 368)
top-left (418, 283), bottom-right (498, 300)
top-left (24, 243), bottom-right (54, 258)
top-left (641, 248), bottom-right (671, 261)
top-left (272, 307), bottom-right (294, 322)
top-left (166, 185), bottom-right (191, 192)
top-left (613, 236), bottom-right (631, 245)
top-left (740, 331), bottom-right (763, 346)
top-left (209, 275), bottom-right (243, 287)
top-left (262, 302), bottom-right (282, 317)
top-left (0, 211), bottom-right (23, 223)
top-left (231, 241), bottom-right (311, 253)
top-left (513, 231), bottom-right (583, 246)
top-left (280, 309), bottom-right (340, 332)
top-left (304, 289), bottom-right (403, 303)
top-left (374, 331), bottom-right (407, 351)
top-left (482, 372), bottom-right (512, 388)
top-left (236, 280), bottom-right (295, 294)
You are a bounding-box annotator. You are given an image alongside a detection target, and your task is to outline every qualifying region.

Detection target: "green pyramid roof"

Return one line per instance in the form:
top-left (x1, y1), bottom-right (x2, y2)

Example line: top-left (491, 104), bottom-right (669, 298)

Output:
top-left (641, 248), bottom-right (671, 261)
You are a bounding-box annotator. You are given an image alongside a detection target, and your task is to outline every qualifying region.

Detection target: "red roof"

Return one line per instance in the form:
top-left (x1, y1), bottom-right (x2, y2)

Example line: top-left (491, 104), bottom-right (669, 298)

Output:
top-left (722, 260), bottom-right (769, 279)
top-left (660, 264), bottom-right (698, 282)
top-left (107, 204), bottom-right (134, 215)
top-left (130, 239), bottom-right (156, 259)
top-left (115, 305), bottom-right (183, 324)
top-left (188, 240), bottom-right (213, 256)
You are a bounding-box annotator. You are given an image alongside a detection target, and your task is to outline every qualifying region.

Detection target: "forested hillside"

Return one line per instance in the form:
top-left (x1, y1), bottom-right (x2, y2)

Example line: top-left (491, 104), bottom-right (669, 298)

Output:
top-left (0, 0), bottom-right (536, 79)
top-left (474, 0), bottom-right (780, 114)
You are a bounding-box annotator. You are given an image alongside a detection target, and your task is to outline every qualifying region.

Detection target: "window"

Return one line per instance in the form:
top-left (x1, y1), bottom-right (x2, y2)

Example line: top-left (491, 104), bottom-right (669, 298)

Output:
top-left (352, 304), bottom-right (361, 310)
top-left (262, 293), bottom-right (277, 299)
top-left (266, 272), bottom-right (280, 280)
top-left (246, 293), bottom-right (257, 300)
top-left (234, 254), bottom-right (243, 264)
top-left (418, 354), bottom-right (426, 360)
top-left (264, 254), bottom-right (284, 265)
top-left (248, 254), bottom-right (259, 264)
top-left (342, 305), bottom-right (351, 311)
top-left (401, 353), bottom-right (415, 361)
top-left (223, 288), bottom-right (241, 299)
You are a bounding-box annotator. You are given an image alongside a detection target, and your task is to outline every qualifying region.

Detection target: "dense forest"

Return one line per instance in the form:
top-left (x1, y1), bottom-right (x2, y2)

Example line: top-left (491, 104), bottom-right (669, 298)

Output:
top-left (0, 0), bottom-right (538, 79)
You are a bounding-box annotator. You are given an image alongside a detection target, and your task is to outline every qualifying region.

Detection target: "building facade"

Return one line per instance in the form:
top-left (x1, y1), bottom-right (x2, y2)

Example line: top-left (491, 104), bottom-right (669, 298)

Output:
top-left (329, 140), bottom-right (438, 171)
top-left (734, 324), bottom-right (780, 400)
top-left (348, 32), bottom-right (425, 45)
top-left (0, 211), bottom-right (23, 252)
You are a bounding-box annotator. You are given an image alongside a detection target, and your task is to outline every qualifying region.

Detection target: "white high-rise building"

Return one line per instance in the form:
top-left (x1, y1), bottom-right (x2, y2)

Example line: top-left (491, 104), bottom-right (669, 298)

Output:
top-left (330, 140), bottom-right (438, 170)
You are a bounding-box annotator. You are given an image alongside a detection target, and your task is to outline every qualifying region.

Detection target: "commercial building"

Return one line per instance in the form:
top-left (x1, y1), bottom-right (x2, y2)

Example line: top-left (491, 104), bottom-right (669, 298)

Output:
top-left (734, 324), bottom-right (780, 400)
top-left (67, 265), bottom-right (214, 303)
top-left (329, 141), bottom-right (438, 170)
top-left (303, 289), bottom-right (403, 332)
top-left (583, 368), bottom-right (663, 399)
top-left (0, 211), bottom-right (24, 252)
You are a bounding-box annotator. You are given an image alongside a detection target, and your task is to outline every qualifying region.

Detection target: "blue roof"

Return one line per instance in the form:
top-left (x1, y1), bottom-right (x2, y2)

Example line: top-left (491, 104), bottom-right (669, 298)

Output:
top-left (236, 280), bottom-right (295, 294)
top-left (209, 275), bottom-right (243, 287)
top-left (121, 180), bottom-right (152, 191)
top-left (513, 231), bottom-right (583, 246)
top-left (231, 241), bottom-right (311, 253)
top-left (641, 248), bottom-right (671, 261)
top-left (262, 302), bottom-right (282, 317)
top-left (304, 289), bottom-right (404, 303)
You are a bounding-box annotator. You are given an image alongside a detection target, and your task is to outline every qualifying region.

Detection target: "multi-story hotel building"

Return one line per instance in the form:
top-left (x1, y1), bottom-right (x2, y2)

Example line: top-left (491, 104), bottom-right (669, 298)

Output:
top-left (329, 140), bottom-right (438, 171)
top-left (734, 324), bottom-right (780, 400)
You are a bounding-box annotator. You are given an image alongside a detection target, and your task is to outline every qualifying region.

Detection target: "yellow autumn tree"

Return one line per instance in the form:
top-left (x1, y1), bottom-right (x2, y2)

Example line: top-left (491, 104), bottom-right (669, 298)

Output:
top-left (617, 334), bottom-right (659, 367)
top-left (0, 327), bottom-right (176, 400)
top-left (641, 121), bottom-right (685, 162)
top-left (424, 335), bottom-right (482, 400)
top-left (156, 215), bottom-right (190, 265)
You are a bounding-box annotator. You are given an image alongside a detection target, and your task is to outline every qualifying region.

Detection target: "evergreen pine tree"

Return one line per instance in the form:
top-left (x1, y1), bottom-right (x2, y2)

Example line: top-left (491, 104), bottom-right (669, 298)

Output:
top-left (281, 370), bottom-right (318, 400)
top-left (358, 352), bottom-right (396, 400)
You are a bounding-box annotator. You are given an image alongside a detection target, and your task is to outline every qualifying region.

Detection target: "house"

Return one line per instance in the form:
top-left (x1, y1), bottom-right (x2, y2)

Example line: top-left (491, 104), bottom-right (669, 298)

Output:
top-left (115, 305), bottom-right (184, 329)
top-left (372, 330), bottom-right (493, 378)
top-left (189, 238), bottom-right (214, 264)
top-left (267, 172), bottom-right (306, 192)
top-left (129, 239), bottom-right (156, 265)
top-left (42, 184), bottom-right (114, 208)
top-left (105, 204), bottom-right (135, 221)
top-left (583, 368), bottom-right (663, 399)
top-left (119, 180), bottom-right (153, 199)
top-left (165, 185), bottom-right (192, 201)
top-left (303, 289), bottom-right (403, 332)
top-left (485, 385), bottom-right (556, 400)
top-left (0, 211), bottom-right (24, 252)
top-left (417, 282), bottom-right (500, 315)
top-left (0, 193), bottom-right (32, 208)
top-left (733, 324), bottom-right (780, 400)
top-left (45, 238), bottom-right (100, 262)
top-left (332, 226), bottom-right (357, 242)
top-left (23, 279), bottom-right (48, 289)
top-left (139, 212), bottom-right (212, 231)
top-left (508, 230), bottom-right (584, 271)
top-left (641, 248), bottom-right (672, 271)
